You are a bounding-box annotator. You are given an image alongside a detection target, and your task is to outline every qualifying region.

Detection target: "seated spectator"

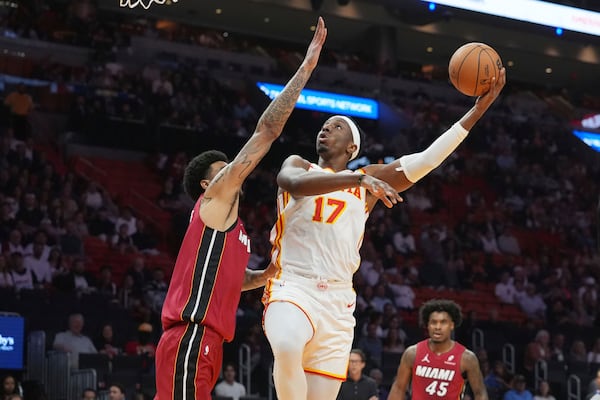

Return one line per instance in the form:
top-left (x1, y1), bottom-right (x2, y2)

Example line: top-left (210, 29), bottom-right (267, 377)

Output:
top-left (357, 322), bottom-right (383, 368)
top-left (495, 271), bottom-right (516, 304)
top-left (53, 313), bottom-right (97, 369)
top-left (88, 207), bottom-right (115, 242)
top-left (523, 330), bottom-right (550, 382)
top-left (485, 361), bottom-right (510, 400)
top-left (144, 267), bottom-right (167, 315)
top-left (533, 380), bottom-right (556, 400)
top-left (23, 231), bottom-right (51, 260)
top-left (72, 211), bottom-right (89, 237)
top-left (124, 323), bottom-right (156, 357)
top-left (96, 265), bottom-right (117, 298)
top-left (480, 229), bottom-right (501, 254)
top-left (53, 258), bottom-right (96, 293)
top-left (392, 225), bottom-right (416, 257)
top-left (23, 242), bottom-right (53, 288)
top-left (16, 193), bottom-right (43, 233)
top-left (0, 254), bottom-right (14, 289)
top-left (3, 229), bottom-right (25, 255)
top-left (59, 220), bottom-right (84, 256)
top-left (587, 368), bottom-right (600, 400)
top-left (131, 219), bottom-right (159, 255)
top-left (81, 182), bottom-right (104, 211)
top-left (369, 368), bottom-right (389, 400)
top-left (588, 338), bottom-right (600, 364)
top-left (213, 363), bottom-right (246, 400)
top-left (1, 374), bottom-right (20, 400)
top-left (107, 385), bottom-right (125, 400)
top-left (81, 388), bottom-right (97, 400)
top-left (503, 375), bottom-right (533, 400)
top-left (549, 333), bottom-right (565, 362)
top-left (9, 252), bottom-right (34, 291)
top-left (497, 226), bottom-right (521, 256)
top-left (388, 275), bottom-right (415, 310)
top-left (157, 177), bottom-right (183, 212)
top-left (382, 327), bottom-right (405, 354)
top-left (94, 323), bottom-right (121, 359)
top-left (114, 207), bottom-right (137, 236)
top-left (518, 284), bottom-right (546, 320)
top-left (569, 339), bottom-right (588, 363)
top-left (126, 257), bottom-right (150, 291)
top-left (111, 223), bottom-right (135, 253)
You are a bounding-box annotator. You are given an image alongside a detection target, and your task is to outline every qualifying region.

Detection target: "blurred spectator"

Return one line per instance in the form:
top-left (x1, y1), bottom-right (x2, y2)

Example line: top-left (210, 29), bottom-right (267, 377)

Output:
top-left (368, 368), bottom-right (389, 400)
top-left (481, 229), bottom-right (501, 254)
top-left (503, 375), bottom-right (533, 400)
top-left (107, 384), bottom-right (125, 400)
top-left (114, 207), bottom-right (137, 236)
top-left (81, 388), bottom-right (96, 400)
top-left (81, 182), bottom-right (104, 211)
top-left (59, 220), bottom-right (84, 256)
top-left (382, 327), bottom-right (405, 354)
top-left (588, 338), bottom-right (600, 364)
top-left (484, 360), bottom-right (510, 400)
top-left (88, 207), bottom-right (115, 242)
top-left (111, 223), bottom-right (135, 253)
top-left (392, 225), bottom-right (416, 257)
top-left (94, 323), bottom-right (120, 358)
top-left (495, 271), bottom-right (516, 304)
top-left (23, 241), bottom-right (53, 287)
top-left (10, 252), bottom-right (34, 291)
top-left (518, 284), bottom-right (546, 320)
top-left (497, 226), bottom-right (521, 256)
top-left (3, 230), bottom-right (25, 255)
top-left (124, 323), bottom-right (156, 357)
top-left (568, 339), bottom-right (588, 363)
top-left (533, 380), bottom-right (556, 400)
top-left (131, 219), bottom-right (158, 255)
top-left (157, 177), bottom-right (183, 212)
top-left (1, 374), bottom-right (20, 400)
top-left (0, 255), bottom-right (14, 289)
top-left (587, 368), bottom-right (600, 400)
top-left (388, 275), bottom-right (415, 310)
top-left (16, 193), bottom-right (43, 232)
top-left (143, 267), bottom-right (167, 315)
top-left (4, 84), bottom-right (34, 140)
top-left (549, 333), bottom-right (565, 362)
top-left (523, 330), bottom-right (550, 383)
top-left (357, 322), bottom-right (383, 368)
top-left (53, 258), bottom-right (96, 293)
top-left (53, 313), bottom-right (97, 369)
top-left (213, 363), bottom-right (246, 400)
top-left (126, 257), bottom-right (150, 291)
top-left (97, 265), bottom-right (117, 298)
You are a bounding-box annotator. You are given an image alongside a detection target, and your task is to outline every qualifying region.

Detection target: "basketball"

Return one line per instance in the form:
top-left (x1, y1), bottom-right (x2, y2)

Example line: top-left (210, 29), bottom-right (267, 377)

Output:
top-left (448, 42), bottom-right (503, 97)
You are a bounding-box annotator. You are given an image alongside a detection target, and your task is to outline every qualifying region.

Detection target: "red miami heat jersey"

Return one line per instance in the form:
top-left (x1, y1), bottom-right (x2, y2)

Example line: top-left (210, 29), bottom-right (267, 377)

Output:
top-left (161, 198), bottom-right (251, 342)
top-left (411, 340), bottom-right (466, 399)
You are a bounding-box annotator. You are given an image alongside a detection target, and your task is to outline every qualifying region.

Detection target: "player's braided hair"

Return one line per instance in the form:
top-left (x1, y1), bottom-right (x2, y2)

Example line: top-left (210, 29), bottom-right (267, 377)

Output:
top-left (419, 299), bottom-right (463, 328)
top-left (183, 150), bottom-right (229, 201)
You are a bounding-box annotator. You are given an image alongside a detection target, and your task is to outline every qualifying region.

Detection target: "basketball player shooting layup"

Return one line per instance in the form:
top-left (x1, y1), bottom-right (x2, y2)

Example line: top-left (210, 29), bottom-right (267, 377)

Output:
top-left (388, 299), bottom-right (488, 400)
top-left (262, 66), bottom-right (505, 399)
top-left (154, 17), bottom-right (330, 400)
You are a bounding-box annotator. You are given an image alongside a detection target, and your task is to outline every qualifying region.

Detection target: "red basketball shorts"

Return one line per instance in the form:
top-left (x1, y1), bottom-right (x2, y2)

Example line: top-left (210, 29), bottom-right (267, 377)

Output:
top-left (154, 323), bottom-right (224, 400)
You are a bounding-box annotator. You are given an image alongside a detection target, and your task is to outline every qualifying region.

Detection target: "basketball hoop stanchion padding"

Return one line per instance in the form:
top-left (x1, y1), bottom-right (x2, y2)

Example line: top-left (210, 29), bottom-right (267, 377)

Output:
top-left (119, 0), bottom-right (177, 9)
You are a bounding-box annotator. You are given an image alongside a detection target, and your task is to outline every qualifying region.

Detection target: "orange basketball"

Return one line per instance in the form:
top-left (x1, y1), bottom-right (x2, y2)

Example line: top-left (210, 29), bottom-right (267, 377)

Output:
top-left (448, 42), bottom-right (502, 97)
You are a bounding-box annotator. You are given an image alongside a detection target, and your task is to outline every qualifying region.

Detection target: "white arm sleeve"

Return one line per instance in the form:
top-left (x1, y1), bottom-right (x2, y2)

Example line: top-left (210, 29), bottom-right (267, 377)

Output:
top-left (397, 122), bottom-right (469, 183)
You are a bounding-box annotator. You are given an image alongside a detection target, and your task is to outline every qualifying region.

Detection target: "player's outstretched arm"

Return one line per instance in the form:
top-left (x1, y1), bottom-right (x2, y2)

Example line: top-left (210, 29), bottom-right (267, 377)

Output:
top-left (241, 263), bottom-right (278, 291)
top-left (388, 345), bottom-right (415, 400)
top-left (277, 155), bottom-right (402, 208)
top-left (362, 68), bottom-right (506, 199)
top-left (204, 17), bottom-right (327, 202)
top-left (462, 350), bottom-right (489, 400)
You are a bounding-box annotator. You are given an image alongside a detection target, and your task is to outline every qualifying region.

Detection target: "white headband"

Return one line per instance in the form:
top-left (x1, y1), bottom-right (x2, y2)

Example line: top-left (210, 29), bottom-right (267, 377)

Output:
top-left (334, 115), bottom-right (361, 160)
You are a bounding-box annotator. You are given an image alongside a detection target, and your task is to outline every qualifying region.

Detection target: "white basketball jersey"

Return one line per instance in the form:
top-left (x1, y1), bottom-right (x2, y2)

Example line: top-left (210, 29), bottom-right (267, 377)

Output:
top-left (270, 164), bottom-right (369, 282)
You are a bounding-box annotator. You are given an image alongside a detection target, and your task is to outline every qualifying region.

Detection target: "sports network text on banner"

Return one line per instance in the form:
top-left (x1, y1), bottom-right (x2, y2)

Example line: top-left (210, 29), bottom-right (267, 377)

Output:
top-left (257, 82), bottom-right (379, 120)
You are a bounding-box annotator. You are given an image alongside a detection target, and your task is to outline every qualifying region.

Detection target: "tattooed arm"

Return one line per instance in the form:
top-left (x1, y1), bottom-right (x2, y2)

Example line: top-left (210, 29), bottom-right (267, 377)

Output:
top-left (242, 263), bottom-right (278, 291)
top-left (203, 18), bottom-right (327, 205)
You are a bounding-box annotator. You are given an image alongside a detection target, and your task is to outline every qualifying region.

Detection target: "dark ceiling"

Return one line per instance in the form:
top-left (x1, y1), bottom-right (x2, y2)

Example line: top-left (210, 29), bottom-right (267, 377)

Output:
top-left (104, 0), bottom-right (600, 90)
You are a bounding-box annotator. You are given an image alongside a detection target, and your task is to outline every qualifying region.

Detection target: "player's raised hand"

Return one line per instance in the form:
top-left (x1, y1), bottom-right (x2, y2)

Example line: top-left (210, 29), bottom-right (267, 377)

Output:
top-left (360, 175), bottom-right (403, 208)
top-left (302, 17), bottom-right (327, 71)
top-left (475, 67), bottom-right (506, 111)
